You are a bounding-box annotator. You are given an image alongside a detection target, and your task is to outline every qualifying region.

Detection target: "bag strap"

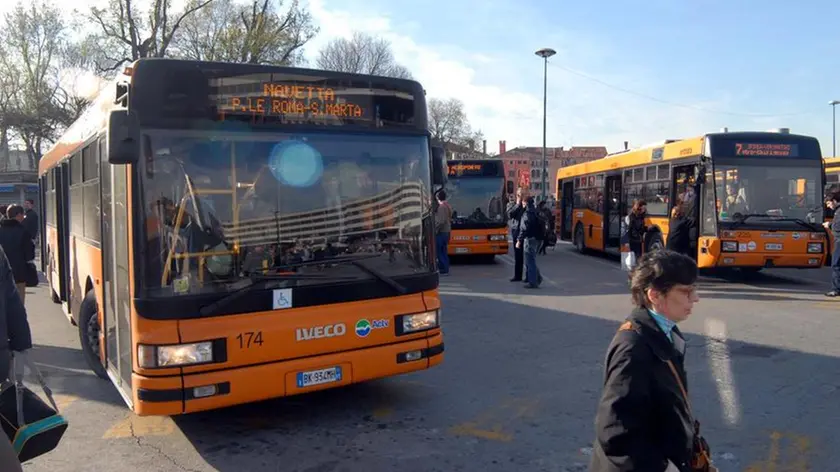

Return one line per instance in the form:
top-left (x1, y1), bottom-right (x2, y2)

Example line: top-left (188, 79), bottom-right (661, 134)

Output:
top-left (665, 359), bottom-right (692, 417)
top-left (12, 351), bottom-right (60, 427)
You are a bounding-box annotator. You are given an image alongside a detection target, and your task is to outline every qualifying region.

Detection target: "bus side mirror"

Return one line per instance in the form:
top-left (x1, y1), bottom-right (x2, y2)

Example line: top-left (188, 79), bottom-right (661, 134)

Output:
top-left (696, 164), bottom-right (707, 184)
top-left (432, 146), bottom-right (446, 186)
top-left (506, 181), bottom-right (514, 194)
top-left (108, 110), bottom-right (140, 165)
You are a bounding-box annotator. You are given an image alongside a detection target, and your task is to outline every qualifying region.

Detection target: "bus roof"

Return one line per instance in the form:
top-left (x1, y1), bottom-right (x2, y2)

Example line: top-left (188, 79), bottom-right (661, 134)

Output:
top-left (40, 58), bottom-right (430, 175)
top-left (557, 131), bottom-right (821, 181)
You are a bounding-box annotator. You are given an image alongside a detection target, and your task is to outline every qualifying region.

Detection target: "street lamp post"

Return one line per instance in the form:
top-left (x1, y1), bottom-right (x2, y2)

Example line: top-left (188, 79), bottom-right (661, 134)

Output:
top-left (830, 100), bottom-right (840, 157)
top-left (535, 47), bottom-right (556, 202)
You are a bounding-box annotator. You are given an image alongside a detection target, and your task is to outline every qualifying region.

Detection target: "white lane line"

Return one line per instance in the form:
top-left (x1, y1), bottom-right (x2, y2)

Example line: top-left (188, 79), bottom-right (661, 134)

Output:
top-left (703, 318), bottom-right (741, 427)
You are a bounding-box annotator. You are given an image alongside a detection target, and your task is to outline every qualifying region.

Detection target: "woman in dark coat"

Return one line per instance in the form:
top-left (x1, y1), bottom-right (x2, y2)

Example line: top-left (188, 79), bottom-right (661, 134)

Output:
top-left (626, 199), bottom-right (648, 260)
top-left (589, 250), bottom-right (716, 472)
top-left (666, 198), bottom-right (694, 257)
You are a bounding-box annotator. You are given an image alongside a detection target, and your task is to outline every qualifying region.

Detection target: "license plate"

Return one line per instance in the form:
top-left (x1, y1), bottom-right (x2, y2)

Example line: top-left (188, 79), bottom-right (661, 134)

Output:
top-left (296, 366), bottom-right (342, 388)
top-left (765, 243), bottom-right (782, 251)
top-left (455, 247), bottom-right (469, 254)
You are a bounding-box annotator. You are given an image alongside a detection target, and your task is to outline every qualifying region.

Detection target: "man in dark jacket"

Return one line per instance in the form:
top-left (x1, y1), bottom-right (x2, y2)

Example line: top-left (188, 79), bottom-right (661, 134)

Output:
top-left (590, 250), bottom-right (713, 472)
top-left (22, 198), bottom-right (39, 242)
top-left (506, 190), bottom-right (526, 282)
top-left (0, 205), bottom-right (36, 302)
top-left (823, 192), bottom-right (840, 297)
top-left (516, 197), bottom-right (543, 288)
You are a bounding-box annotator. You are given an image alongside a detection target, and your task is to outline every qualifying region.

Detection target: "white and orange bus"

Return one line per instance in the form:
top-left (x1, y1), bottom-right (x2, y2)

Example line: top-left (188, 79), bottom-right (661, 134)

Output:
top-left (556, 130), bottom-right (827, 272)
top-left (444, 159), bottom-right (508, 261)
top-left (38, 58), bottom-right (445, 416)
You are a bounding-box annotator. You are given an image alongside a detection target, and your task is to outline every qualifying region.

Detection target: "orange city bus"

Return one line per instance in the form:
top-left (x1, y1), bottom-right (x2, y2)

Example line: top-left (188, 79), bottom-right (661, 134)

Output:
top-left (38, 58), bottom-right (446, 416)
top-left (444, 159), bottom-right (508, 261)
top-left (556, 130), bottom-right (827, 272)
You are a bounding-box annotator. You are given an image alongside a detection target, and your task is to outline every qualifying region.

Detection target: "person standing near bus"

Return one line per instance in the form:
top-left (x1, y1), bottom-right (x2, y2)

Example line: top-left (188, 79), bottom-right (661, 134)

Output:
top-left (516, 197), bottom-right (543, 288)
top-left (666, 198), bottom-right (693, 257)
top-left (435, 191), bottom-right (452, 276)
top-left (507, 190), bottom-right (526, 282)
top-left (0, 205), bottom-right (36, 303)
top-left (823, 192), bottom-right (840, 297)
top-left (0, 243), bottom-right (33, 472)
top-left (626, 199), bottom-right (648, 262)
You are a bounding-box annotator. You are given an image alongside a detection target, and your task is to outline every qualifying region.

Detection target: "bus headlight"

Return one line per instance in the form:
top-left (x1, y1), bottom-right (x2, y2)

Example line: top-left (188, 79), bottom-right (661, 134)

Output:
top-left (721, 241), bottom-right (738, 252)
top-left (138, 342), bottom-right (214, 368)
top-left (489, 234), bottom-right (506, 241)
top-left (807, 242), bottom-right (823, 253)
top-left (397, 310), bottom-right (440, 335)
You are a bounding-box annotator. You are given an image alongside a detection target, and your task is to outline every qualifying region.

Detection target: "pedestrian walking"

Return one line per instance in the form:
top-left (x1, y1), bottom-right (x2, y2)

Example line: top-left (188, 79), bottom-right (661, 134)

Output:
top-left (507, 190), bottom-right (526, 282)
top-left (22, 199), bottom-right (39, 243)
top-left (516, 197), bottom-right (543, 288)
top-left (589, 250), bottom-right (716, 472)
top-left (0, 205), bottom-right (36, 303)
top-left (0, 244), bottom-right (33, 472)
top-left (435, 191), bottom-right (452, 276)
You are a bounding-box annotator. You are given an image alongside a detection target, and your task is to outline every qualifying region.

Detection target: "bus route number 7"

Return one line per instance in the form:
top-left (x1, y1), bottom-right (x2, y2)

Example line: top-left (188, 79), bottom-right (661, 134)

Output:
top-left (236, 331), bottom-right (264, 349)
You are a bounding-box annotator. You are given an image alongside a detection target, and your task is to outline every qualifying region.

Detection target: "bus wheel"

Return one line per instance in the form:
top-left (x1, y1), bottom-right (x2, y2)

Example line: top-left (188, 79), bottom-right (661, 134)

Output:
top-left (78, 291), bottom-right (108, 380)
top-left (574, 225), bottom-right (585, 253)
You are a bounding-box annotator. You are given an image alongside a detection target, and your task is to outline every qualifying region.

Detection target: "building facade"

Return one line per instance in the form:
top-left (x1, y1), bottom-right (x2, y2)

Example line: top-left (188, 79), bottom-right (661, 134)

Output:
top-left (497, 140), bottom-right (607, 200)
top-left (0, 148), bottom-right (39, 209)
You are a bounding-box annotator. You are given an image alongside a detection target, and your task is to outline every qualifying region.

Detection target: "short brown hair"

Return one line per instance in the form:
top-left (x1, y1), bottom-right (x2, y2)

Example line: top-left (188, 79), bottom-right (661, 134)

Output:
top-left (630, 249), bottom-right (698, 308)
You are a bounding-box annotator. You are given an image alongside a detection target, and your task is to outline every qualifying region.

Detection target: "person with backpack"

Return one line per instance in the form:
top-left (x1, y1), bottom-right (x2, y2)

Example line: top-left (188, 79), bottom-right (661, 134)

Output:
top-left (537, 200), bottom-right (554, 254)
top-left (516, 197), bottom-right (543, 288)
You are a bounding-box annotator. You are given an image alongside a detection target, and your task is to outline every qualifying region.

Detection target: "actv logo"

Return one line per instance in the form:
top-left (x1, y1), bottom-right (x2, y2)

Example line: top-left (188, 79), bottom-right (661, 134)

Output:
top-left (295, 323), bottom-right (346, 341)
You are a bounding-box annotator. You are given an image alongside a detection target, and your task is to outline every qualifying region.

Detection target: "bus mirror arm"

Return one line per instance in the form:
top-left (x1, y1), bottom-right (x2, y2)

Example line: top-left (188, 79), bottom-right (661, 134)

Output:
top-left (108, 110), bottom-right (140, 165)
top-left (431, 145), bottom-right (446, 186)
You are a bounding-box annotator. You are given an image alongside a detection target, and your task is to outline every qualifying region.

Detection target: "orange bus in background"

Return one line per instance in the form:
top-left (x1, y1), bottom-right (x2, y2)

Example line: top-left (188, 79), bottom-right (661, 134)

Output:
top-left (445, 159), bottom-right (508, 261)
top-left (38, 58), bottom-right (446, 416)
top-left (556, 130), bottom-right (827, 273)
top-left (822, 156), bottom-right (840, 258)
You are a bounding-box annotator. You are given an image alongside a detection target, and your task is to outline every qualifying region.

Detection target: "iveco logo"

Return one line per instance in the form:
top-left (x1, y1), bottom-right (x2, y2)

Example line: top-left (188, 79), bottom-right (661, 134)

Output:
top-left (296, 323), bottom-right (346, 341)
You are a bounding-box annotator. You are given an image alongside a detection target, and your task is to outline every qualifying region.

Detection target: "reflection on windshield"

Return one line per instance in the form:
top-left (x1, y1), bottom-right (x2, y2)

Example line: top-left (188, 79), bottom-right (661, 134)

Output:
top-left (444, 178), bottom-right (505, 225)
top-left (140, 131), bottom-right (433, 297)
top-left (714, 163), bottom-right (821, 222)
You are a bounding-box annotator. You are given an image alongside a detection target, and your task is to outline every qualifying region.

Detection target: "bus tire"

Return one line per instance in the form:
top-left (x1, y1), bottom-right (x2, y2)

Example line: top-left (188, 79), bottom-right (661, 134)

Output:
top-left (78, 290), bottom-right (108, 380)
top-left (574, 224), bottom-right (586, 253)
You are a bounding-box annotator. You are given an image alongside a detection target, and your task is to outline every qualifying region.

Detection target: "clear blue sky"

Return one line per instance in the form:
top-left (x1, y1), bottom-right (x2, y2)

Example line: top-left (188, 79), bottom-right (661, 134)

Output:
top-left (306, 0), bottom-right (840, 154)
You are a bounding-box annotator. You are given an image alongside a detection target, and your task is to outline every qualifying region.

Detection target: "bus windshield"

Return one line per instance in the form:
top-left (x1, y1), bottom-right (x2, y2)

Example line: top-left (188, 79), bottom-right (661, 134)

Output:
top-left (445, 178), bottom-right (505, 226)
top-left (714, 161), bottom-right (822, 224)
top-left (139, 130), bottom-right (433, 297)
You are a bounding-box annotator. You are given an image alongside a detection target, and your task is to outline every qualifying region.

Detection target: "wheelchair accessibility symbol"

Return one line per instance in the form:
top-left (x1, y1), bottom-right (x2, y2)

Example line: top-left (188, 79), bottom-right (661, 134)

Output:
top-left (273, 288), bottom-right (293, 310)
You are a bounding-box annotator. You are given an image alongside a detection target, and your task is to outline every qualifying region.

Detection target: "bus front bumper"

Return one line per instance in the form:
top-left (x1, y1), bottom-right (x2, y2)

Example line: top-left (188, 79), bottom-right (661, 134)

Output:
top-left (713, 253), bottom-right (825, 268)
top-left (131, 332), bottom-right (444, 416)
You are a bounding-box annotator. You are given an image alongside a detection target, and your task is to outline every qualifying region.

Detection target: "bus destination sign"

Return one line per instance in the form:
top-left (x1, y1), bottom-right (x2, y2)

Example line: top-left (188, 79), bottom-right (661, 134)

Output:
top-left (734, 143), bottom-right (800, 157)
top-left (448, 163), bottom-right (484, 176)
top-left (219, 83), bottom-right (367, 121)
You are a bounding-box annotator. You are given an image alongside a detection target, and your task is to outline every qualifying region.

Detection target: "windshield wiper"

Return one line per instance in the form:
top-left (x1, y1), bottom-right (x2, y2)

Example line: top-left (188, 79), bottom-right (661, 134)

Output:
top-left (199, 273), bottom-right (352, 316)
top-left (278, 253), bottom-right (408, 295)
top-left (731, 213), bottom-right (818, 231)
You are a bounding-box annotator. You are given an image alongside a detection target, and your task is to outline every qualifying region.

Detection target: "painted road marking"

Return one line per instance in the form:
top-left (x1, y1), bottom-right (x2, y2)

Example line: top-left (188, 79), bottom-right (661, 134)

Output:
top-left (703, 318), bottom-right (741, 427)
top-left (53, 393), bottom-right (80, 411)
top-left (448, 397), bottom-right (539, 442)
top-left (103, 414), bottom-right (176, 439)
top-left (745, 430), bottom-right (812, 472)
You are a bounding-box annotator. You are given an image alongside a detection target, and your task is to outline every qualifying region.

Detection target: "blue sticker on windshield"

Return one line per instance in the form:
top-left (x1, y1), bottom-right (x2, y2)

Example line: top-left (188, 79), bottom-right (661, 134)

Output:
top-left (268, 141), bottom-right (323, 187)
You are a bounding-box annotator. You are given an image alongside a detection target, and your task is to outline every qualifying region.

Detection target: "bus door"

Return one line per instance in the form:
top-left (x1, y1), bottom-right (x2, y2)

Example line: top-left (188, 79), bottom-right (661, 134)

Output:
top-left (604, 175), bottom-right (622, 250)
top-left (672, 165), bottom-right (699, 259)
top-left (55, 162), bottom-right (71, 303)
top-left (38, 174), bottom-right (47, 273)
top-left (560, 180), bottom-right (574, 240)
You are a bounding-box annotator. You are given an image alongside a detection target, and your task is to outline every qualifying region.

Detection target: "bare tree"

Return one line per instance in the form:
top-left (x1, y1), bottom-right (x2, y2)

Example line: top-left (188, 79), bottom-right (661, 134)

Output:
top-left (172, 0), bottom-right (317, 65)
top-left (85, 0), bottom-right (215, 72)
top-left (0, 2), bottom-right (71, 167)
top-left (428, 97), bottom-right (484, 153)
top-left (316, 31), bottom-right (412, 79)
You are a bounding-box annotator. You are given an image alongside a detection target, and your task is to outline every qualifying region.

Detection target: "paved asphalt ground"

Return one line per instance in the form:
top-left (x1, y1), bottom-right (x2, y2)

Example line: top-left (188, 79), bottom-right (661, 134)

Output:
top-left (18, 243), bottom-right (840, 471)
